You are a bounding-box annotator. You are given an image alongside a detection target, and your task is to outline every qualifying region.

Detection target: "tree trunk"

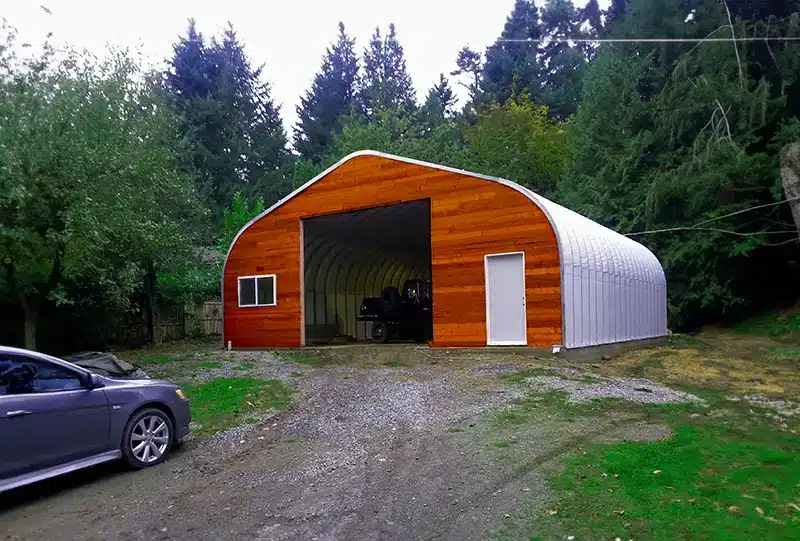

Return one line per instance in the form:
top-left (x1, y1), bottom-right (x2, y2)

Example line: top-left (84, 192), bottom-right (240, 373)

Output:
top-left (20, 295), bottom-right (38, 350)
top-left (780, 141), bottom-right (800, 240)
top-left (145, 262), bottom-right (160, 345)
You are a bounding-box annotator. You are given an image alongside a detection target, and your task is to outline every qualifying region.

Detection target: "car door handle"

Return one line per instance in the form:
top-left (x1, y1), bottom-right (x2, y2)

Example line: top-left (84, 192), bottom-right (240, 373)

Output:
top-left (5, 410), bottom-right (32, 418)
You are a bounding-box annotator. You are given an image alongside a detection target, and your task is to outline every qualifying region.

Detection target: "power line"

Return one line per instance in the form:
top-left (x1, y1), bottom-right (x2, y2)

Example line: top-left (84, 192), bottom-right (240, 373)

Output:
top-left (693, 196), bottom-right (800, 228)
top-left (496, 36), bottom-right (800, 44)
top-left (625, 227), bottom-right (798, 237)
top-left (625, 196), bottom-right (800, 238)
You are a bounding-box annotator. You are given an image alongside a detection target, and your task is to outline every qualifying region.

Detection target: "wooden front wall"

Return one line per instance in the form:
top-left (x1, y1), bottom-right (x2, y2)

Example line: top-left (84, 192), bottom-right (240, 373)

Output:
top-left (223, 155), bottom-right (562, 348)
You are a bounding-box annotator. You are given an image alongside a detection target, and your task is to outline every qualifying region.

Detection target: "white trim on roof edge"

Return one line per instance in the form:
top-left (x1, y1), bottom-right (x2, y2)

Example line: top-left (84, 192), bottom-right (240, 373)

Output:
top-left (221, 149), bottom-right (667, 349)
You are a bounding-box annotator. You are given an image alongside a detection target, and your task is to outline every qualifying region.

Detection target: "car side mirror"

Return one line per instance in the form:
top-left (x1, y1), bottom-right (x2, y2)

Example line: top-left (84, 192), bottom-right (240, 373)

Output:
top-left (85, 373), bottom-right (103, 389)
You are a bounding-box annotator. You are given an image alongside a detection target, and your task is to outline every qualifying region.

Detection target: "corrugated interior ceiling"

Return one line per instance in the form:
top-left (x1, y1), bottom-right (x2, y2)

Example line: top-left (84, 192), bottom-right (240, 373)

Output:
top-left (302, 199), bottom-right (431, 343)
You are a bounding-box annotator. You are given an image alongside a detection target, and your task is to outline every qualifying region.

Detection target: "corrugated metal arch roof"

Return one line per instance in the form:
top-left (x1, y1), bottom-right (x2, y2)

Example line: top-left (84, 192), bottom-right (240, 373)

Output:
top-left (223, 150), bottom-right (667, 348)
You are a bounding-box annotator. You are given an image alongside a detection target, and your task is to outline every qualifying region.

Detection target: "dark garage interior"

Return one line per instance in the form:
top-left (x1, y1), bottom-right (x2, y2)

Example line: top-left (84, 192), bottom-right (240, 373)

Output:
top-left (302, 199), bottom-right (432, 344)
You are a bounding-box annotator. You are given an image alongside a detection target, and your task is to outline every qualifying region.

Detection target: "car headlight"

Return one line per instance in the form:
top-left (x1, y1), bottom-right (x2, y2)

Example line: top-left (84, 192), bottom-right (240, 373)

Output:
top-left (175, 388), bottom-right (188, 400)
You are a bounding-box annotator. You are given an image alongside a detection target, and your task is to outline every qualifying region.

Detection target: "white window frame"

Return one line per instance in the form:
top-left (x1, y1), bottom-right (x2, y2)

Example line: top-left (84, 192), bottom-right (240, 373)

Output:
top-left (238, 274), bottom-right (277, 308)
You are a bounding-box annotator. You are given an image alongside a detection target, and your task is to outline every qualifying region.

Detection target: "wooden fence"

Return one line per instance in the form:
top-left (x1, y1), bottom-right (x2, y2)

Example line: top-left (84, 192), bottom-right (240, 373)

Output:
top-left (182, 301), bottom-right (222, 337)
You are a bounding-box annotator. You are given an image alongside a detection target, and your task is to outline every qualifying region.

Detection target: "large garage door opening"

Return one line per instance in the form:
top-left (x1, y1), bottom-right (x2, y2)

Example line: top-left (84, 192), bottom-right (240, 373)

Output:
top-left (302, 199), bottom-right (432, 345)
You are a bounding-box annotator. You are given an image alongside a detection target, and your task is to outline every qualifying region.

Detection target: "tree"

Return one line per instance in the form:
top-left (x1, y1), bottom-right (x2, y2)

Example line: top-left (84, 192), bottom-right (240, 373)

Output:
top-left (0, 33), bottom-right (201, 348)
top-left (217, 193), bottom-right (266, 255)
top-left (451, 46), bottom-right (483, 104)
top-left (422, 73), bottom-right (457, 120)
top-left (294, 22), bottom-right (360, 160)
top-left (560, 0), bottom-right (800, 327)
top-left (165, 21), bottom-right (289, 221)
top-left (580, 0), bottom-right (603, 38)
top-left (462, 93), bottom-right (569, 197)
top-left (481, 0), bottom-right (542, 105)
top-left (604, 0), bottom-right (629, 29)
top-left (359, 24), bottom-right (416, 116)
top-left (538, 0), bottom-right (587, 119)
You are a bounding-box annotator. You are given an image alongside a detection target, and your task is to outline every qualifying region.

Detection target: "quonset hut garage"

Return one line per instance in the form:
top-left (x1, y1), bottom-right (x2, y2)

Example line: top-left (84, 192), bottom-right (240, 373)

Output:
top-left (223, 151), bottom-right (667, 350)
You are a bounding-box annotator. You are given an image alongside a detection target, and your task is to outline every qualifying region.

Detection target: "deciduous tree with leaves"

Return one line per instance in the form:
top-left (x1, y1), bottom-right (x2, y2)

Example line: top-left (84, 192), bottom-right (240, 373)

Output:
top-left (0, 28), bottom-right (201, 348)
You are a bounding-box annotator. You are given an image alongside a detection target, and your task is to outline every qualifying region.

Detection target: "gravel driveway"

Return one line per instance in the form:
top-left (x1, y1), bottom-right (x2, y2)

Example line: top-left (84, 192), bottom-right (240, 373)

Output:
top-left (0, 352), bottom-right (688, 541)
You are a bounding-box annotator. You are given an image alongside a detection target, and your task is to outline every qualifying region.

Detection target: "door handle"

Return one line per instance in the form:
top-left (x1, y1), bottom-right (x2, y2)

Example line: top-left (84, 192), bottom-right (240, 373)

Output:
top-left (5, 410), bottom-right (32, 418)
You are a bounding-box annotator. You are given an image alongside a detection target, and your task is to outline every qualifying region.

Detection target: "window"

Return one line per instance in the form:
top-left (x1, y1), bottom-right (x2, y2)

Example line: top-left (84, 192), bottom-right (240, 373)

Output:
top-left (238, 274), bottom-right (277, 307)
top-left (0, 356), bottom-right (85, 395)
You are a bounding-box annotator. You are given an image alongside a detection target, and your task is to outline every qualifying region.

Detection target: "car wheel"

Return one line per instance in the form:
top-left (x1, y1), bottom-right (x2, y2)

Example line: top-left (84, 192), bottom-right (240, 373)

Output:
top-left (372, 321), bottom-right (390, 343)
top-left (121, 408), bottom-right (173, 469)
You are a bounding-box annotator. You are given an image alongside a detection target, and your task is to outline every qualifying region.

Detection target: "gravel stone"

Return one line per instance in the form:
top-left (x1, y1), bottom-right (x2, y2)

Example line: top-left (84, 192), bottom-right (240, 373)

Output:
top-left (471, 363), bottom-right (524, 378)
top-left (1, 349), bottom-right (691, 541)
top-left (728, 395), bottom-right (800, 417)
top-left (522, 375), bottom-right (699, 404)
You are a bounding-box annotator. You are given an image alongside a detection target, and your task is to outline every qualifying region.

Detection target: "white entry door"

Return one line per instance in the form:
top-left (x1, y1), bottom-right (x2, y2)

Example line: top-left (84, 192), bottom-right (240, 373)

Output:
top-left (485, 252), bottom-right (527, 346)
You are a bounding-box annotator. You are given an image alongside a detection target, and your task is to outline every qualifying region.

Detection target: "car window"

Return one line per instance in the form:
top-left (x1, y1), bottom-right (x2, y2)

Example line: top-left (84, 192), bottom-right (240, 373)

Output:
top-left (0, 355), bottom-right (84, 395)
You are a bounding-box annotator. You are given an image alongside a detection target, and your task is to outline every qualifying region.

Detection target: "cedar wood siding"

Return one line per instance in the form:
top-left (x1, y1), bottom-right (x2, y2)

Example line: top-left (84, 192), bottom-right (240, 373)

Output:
top-left (223, 154), bottom-right (562, 348)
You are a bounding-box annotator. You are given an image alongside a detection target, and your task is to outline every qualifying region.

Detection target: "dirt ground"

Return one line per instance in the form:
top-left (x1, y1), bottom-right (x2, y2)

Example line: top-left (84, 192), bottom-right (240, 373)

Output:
top-left (0, 336), bottom-right (795, 540)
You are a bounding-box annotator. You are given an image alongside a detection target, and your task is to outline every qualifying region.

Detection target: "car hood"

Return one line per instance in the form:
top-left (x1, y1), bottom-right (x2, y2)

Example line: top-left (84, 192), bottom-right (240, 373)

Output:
top-left (97, 375), bottom-right (178, 389)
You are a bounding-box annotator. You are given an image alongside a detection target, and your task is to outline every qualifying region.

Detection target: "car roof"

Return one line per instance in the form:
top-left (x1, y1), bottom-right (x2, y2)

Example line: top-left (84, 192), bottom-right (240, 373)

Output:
top-left (0, 346), bottom-right (88, 372)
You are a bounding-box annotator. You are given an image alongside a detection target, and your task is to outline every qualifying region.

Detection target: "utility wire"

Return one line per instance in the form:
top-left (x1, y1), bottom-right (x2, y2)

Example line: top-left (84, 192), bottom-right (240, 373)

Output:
top-left (625, 227), bottom-right (798, 237)
top-left (496, 37), bottom-right (800, 43)
top-left (693, 196), bottom-right (800, 227)
top-left (625, 196), bottom-right (800, 239)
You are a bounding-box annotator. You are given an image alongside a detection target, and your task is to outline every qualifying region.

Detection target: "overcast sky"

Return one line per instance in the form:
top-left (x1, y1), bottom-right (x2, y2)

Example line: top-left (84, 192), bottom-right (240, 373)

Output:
top-left (6, 1), bottom-right (601, 136)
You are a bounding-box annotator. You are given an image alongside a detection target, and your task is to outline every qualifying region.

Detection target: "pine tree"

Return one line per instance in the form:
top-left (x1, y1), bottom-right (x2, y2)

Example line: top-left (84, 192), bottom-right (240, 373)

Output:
top-left (359, 24), bottom-right (416, 116)
top-left (165, 20), bottom-right (210, 102)
top-left (294, 22), bottom-right (360, 160)
top-left (538, 0), bottom-right (586, 119)
top-left (561, 0), bottom-right (800, 326)
top-left (419, 73), bottom-right (457, 127)
top-left (604, 0), bottom-right (629, 29)
top-left (165, 22), bottom-right (289, 220)
top-left (425, 73), bottom-right (456, 117)
top-left (481, 0), bottom-right (542, 105)
top-left (578, 0), bottom-right (603, 56)
top-left (451, 46), bottom-right (483, 104)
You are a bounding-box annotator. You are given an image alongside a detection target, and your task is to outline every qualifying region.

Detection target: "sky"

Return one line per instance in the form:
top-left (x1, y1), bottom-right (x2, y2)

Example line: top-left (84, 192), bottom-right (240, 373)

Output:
top-left (5, 1), bottom-right (600, 136)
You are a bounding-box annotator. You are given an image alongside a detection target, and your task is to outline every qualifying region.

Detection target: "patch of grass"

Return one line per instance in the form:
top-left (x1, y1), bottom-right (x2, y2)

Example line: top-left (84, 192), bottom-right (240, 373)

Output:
top-left (288, 371), bottom-right (304, 378)
top-left (765, 345), bottom-right (800, 361)
top-left (198, 361), bottom-right (223, 369)
top-left (493, 440), bottom-right (518, 449)
top-left (232, 362), bottom-right (255, 371)
top-left (731, 310), bottom-right (800, 340)
top-left (493, 392), bottom-right (630, 428)
top-left (138, 354), bottom-right (188, 365)
top-left (384, 360), bottom-right (407, 367)
top-left (496, 396), bottom-right (800, 541)
top-left (503, 368), bottom-right (553, 383)
top-left (184, 377), bottom-right (294, 437)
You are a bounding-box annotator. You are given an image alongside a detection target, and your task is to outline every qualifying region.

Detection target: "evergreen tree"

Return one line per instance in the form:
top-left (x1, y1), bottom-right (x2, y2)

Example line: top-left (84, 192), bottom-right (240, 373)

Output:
top-left (165, 21), bottom-right (289, 221)
top-left (560, 0), bottom-right (800, 327)
top-left (481, 0), bottom-right (542, 105)
top-left (451, 46), bottom-right (483, 103)
top-left (423, 73), bottom-right (456, 119)
top-left (359, 24), bottom-right (416, 116)
top-left (604, 0), bottom-right (629, 28)
top-left (539, 0), bottom-right (587, 119)
top-left (580, 0), bottom-right (603, 36)
top-left (294, 22), bottom-right (359, 160)
top-left (578, 0), bottom-right (603, 56)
